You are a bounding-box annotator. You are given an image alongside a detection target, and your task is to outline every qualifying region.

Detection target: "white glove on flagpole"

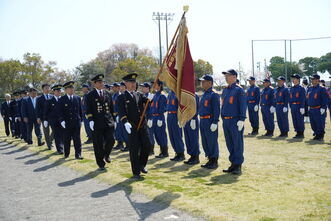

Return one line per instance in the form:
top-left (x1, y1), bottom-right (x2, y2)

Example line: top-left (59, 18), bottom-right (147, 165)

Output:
top-left (300, 108), bottom-right (305, 115)
top-left (147, 93), bottom-right (154, 100)
top-left (43, 121), bottom-right (48, 128)
top-left (114, 122), bottom-right (117, 129)
top-left (157, 120), bottom-right (163, 127)
top-left (190, 119), bottom-right (196, 130)
top-left (254, 105), bottom-right (259, 112)
top-left (283, 107), bottom-right (288, 113)
top-left (210, 123), bottom-right (217, 132)
top-left (124, 122), bottom-right (132, 134)
top-left (320, 108), bottom-right (326, 115)
top-left (89, 121), bottom-right (94, 131)
top-left (147, 119), bottom-right (153, 128)
top-left (61, 121), bottom-right (66, 129)
top-left (270, 106), bottom-right (275, 114)
top-left (237, 121), bottom-right (244, 131)
top-left (116, 116), bottom-right (119, 123)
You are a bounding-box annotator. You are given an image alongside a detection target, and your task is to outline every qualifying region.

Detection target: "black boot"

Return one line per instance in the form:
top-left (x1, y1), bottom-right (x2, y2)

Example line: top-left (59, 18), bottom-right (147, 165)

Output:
top-left (279, 131), bottom-right (288, 137)
top-left (114, 141), bottom-right (123, 150)
top-left (249, 128), bottom-right (259, 135)
top-left (293, 131), bottom-right (304, 139)
top-left (121, 143), bottom-right (129, 152)
top-left (188, 155), bottom-right (200, 165)
top-left (201, 157), bottom-right (212, 168)
top-left (38, 139), bottom-right (45, 146)
top-left (223, 163), bottom-right (235, 173)
top-left (231, 164), bottom-right (242, 175)
top-left (206, 157), bottom-right (218, 169)
top-left (156, 146), bottom-right (169, 158)
top-left (170, 152), bottom-right (185, 161)
top-left (184, 155), bottom-right (193, 164)
top-left (313, 134), bottom-right (324, 141)
top-left (263, 130), bottom-right (273, 136)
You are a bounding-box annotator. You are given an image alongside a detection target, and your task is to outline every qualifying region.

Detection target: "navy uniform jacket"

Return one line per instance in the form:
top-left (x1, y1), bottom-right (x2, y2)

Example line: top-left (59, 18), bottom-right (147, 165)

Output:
top-left (274, 86), bottom-right (289, 107)
top-left (166, 91), bottom-right (178, 112)
top-left (150, 91), bottom-right (167, 117)
top-left (17, 98), bottom-right (24, 118)
top-left (289, 85), bottom-right (306, 109)
top-left (57, 95), bottom-right (83, 129)
top-left (43, 96), bottom-right (61, 127)
top-left (306, 85), bottom-right (328, 109)
top-left (221, 83), bottom-right (247, 121)
top-left (198, 87), bottom-right (220, 124)
top-left (21, 97), bottom-right (38, 120)
top-left (85, 89), bottom-right (115, 129)
top-left (36, 94), bottom-right (53, 121)
top-left (1, 101), bottom-right (11, 118)
top-left (118, 91), bottom-right (148, 127)
top-left (9, 100), bottom-right (18, 118)
top-left (246, 85), bottom-right (260, 106)
top-left (260, 86), bottom-right (275, 107)
top-left (144, 92), bottom-right (153, 120)
top-left (81, 93), bottom-right (88, 116)
top-left (112, 92), bottom-right (120, 117)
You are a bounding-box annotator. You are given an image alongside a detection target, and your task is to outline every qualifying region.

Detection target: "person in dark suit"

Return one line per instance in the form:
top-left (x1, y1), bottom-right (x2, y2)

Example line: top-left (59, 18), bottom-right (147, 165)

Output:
top-left (85, 74), bottom-right (116, 170)
top-left (1, 94), bottom-right (13, 136)
top-left (36, 83), bottom-right (54, 149)
top-left (43, 84), bottom-right (64, 154)
top-left (81, 84), bottom-right (92, 144)
top-left (10, 91), bottom-right (21, 138)
top-left (117, 73), bottom-right (154, 179)
top-left (57, 81), bottom-right (83, 159)
top-left (21, 88), bottom-right (45, 146)
top-left (18, 89), bottom-right (28, 142)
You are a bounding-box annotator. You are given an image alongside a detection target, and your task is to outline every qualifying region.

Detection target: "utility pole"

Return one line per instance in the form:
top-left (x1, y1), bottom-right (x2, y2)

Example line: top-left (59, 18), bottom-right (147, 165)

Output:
top-left (152, 12), bottom-right (174, 66)
top-left (251, 40), bottom-right (255, 77)
top-left (284, 40), bottom-right (287, 81)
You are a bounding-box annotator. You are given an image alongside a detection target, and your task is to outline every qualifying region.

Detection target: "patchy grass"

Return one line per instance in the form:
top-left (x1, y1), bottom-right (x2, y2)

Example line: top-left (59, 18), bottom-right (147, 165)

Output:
top-left (0, 117), bottom-right (330, 221)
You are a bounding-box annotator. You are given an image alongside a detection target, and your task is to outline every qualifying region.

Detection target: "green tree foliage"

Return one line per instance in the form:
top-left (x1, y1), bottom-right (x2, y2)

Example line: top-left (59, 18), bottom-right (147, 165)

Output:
top-left (194, 59), bottom-right (213, 79)
top-left (298, 56), bottom-right (319, 76)
top-left (317, 52), bottom-right (331, 74)
top-left (268, 56), bottom-right (303, 81)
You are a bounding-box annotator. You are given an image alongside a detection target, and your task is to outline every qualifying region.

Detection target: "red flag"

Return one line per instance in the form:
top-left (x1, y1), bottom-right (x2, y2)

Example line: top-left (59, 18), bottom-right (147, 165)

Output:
top-left (160, 17), bottom-right (196, 127)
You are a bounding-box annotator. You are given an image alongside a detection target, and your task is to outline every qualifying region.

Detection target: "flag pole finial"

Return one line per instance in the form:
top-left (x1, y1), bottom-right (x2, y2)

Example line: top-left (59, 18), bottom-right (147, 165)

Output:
top-left (183, 5), bottom-right (189, 12)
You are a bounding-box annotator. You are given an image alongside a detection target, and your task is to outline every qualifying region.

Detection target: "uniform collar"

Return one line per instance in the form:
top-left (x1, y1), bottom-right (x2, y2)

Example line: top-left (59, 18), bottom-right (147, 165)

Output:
top-left (228, 82), bottom-right (237, 88)
top-left (205, 87), bottom-right (213, 92)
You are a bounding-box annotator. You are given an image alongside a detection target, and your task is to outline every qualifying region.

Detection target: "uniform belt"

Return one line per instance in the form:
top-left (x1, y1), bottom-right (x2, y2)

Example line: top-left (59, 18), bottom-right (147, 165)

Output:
top-left (200, 115), bottom-right (211, 119)
top-left (276, 102), bottom-right (284, 105)
top-left (310, 105), bottom-right (321, 109)
top-left (168, 111), bottom-right (177, 114)
top-left (248, 100), bottom-right (256, 103)
top-left (152, 113), bottom-right (160, 116)
top-left (292, 102), bottom-right (300, 104)
top-left (222, 116), bottom-right (233, 119)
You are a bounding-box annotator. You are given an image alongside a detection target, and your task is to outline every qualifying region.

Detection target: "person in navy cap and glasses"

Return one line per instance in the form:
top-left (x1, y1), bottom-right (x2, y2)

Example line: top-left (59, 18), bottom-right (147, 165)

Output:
top-left (274, 76), bottom-right (290, 137)
top-left (260, 78), bottom-right (275, 136)
top-left (246, 76), bottom-right (260, 135)
top-left (306, 74), bottom-right (328, 141)
top-left (221, 69), bottom-right (247, 175)
top-left (198, 74), bottom-right (220, 169)
top-left (289, 74), bottom-right (306, 138)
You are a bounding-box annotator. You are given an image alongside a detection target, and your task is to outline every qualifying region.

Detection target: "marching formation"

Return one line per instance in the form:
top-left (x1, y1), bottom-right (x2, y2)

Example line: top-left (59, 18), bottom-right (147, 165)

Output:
top-left (1, 71), bottom-right (330, 179)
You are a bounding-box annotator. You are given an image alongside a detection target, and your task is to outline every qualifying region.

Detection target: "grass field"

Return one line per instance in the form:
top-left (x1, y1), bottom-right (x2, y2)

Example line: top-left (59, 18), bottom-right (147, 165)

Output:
top-left (0, 115), bottom-right (330, 221)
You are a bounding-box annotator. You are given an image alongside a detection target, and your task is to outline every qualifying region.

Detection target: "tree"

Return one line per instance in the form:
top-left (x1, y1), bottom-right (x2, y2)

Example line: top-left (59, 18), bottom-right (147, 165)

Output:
top-left (194, 59), bottom-right (213, 79)
top-left (268, 56), bottom-right (302, 81)
top-left (317, 52), bottom-right (331, 74)
top-left (298, 57), bottom-right (319, 76)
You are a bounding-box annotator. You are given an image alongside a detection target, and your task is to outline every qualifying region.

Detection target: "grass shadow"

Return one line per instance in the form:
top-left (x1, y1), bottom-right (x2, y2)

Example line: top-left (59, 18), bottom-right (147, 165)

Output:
top-left (208, 173), bottom-right (240, 185)
top-left (181, 167), bottom-right (214, 179)
top-left (163, 163), bottom-right (190, 173)
top-left (286, 138), bottom-right (304, 143)
top-left (58, 169), bottom-right (103, 187)
top-left (150, 160), bottom-right (177, 170)
top-left (304, 140), bottom-right (325, 145)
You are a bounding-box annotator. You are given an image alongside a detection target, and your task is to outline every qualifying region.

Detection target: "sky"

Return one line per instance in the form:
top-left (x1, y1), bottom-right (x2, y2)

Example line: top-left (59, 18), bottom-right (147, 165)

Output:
top-left (1, 0), bottom-right (331, 80)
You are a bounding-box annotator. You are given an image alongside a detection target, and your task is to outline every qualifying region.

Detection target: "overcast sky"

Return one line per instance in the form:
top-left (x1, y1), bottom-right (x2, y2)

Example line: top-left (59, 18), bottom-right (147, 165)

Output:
top-left (1, 0), bottom-right (331, 80)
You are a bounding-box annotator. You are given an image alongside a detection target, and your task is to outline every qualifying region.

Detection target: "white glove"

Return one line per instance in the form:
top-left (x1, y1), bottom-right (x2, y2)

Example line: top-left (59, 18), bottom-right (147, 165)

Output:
top-left (9, 117), bottom-right (12, 121)
top-left (190, 119), bottom-right (196, 130)
top-left (270, 106), bottom-right (275, 114)
top-left (237, 120), bottom-right (244, 131)
top-left (114, 122), bottom-right (117, 129)
top-left (147, 93), bottom-right (154, 100)
top-left (43, 121), bottom-right (48, 128)
top-left (254, 105), bottom-right (259, 112)
top-left (320, 108), bottom-right (326, 115)
top-left (210, 123), bottom-right (217, 132)
top-left (124, 122), bottom-right (132, 134)
top-left (15, 117), bottom-right (18, 122)
top-left (157, 120), bottom-right (163, 127)
top-left (283, 107), bottom-right (288, 113)
top-left (116, 116), bottom-right (119, 123)
top-left (61, 121), bottom-right (66, 128)
top-left (147, 119), bottom-right (153, 128)
top-left (89, 121), bottom-right (94, 131)
top-left (300, 108), bottom-right (305, 115)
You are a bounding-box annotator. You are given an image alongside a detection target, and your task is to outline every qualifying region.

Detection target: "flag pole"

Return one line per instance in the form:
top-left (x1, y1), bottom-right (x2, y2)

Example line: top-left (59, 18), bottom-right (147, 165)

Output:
top-left (137, 6), bottom-right (189, 130)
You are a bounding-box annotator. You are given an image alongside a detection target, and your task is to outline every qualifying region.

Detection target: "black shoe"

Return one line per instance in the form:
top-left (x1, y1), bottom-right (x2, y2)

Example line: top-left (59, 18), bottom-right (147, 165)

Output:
top-left (293, 132), bottom-right (304, 139)
top-left (141, 168), bottom-right (148, 174)
top-left (278, 132), bottom-right (288, 138)
top-left (313, 134), bottom-right (324, 141)
top-left (57, 151), bottom-right (64, 155)
top-left (98, 167), bottom-right (106, 171)
top-left (27, 141), bottom-right (33, 145)
top-left (75, 155), bottom-right (84, 160)
top-left (263, 131), bottom-right (273, 136)
top-left (155, 153), bottom-right (169, 158)
top-left (104, 156), bottom-right (111, 163)
top-left (114, 142), bottom-right (123, 150)
top-left (201, 158), bottom-right (212, 168)
top-left (206, 158), bottom-right (218, 169)
top-left (38, 141), bottom-right (45, 146)
top-left (131, 174), bottom-right (142, 179)
top-left (184, 156), bottom-right (193, 164)
top-left (121, 146), bottom-right (129, 152)
top-left (248, 128), bottom-right (259, 136)
top-left (223, 164), bottom-right (235, 173)
top-left (84, 138), bottom-right (93, 144)
top-left (187, 155), bottom-right (200, 165)
top-left (231, 165), bottom-right (242, 175)
top-left (64, 155), bottom-right (69, 159)
top-left (170, 153), bottom-right (185, 161)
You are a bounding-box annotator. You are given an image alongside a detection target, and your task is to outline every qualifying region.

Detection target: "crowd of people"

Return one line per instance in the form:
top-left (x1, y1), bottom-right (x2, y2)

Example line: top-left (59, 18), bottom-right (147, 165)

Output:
top-left (1, 70), bottom-right (330, 179)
